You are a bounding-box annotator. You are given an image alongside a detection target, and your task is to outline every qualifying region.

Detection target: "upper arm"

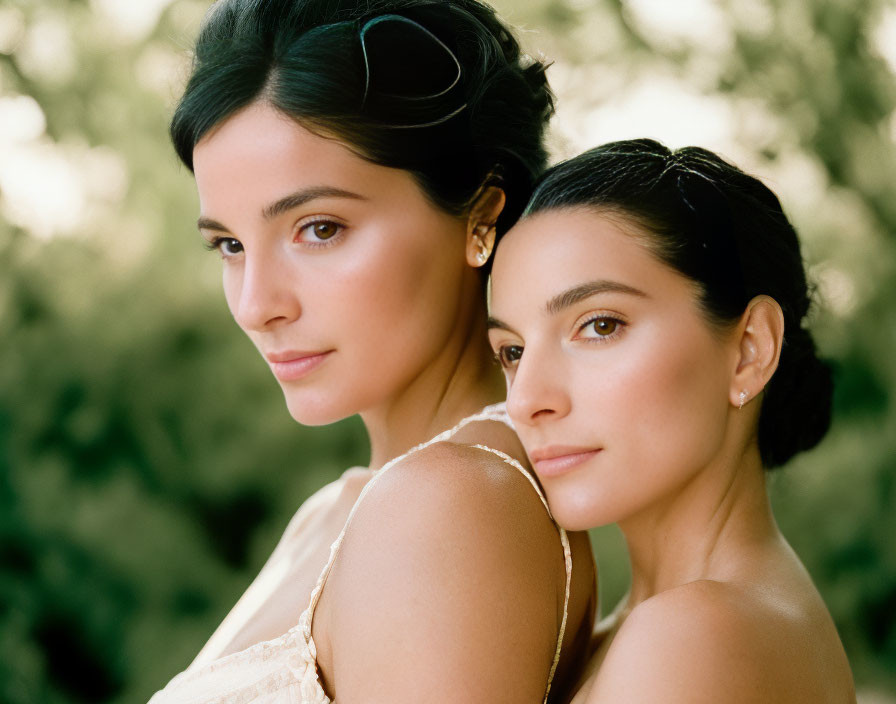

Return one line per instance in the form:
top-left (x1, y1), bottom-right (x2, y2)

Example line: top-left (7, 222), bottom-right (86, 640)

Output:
top-left (319, 443), bottom-right (566, 704)
top-left (587, 583), bottom-right (779, 704)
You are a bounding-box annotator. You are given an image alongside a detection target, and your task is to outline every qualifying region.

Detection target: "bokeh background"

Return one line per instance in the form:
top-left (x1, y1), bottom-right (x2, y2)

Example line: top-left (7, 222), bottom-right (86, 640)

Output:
top-left (1, 0), bottom-right (894, 701)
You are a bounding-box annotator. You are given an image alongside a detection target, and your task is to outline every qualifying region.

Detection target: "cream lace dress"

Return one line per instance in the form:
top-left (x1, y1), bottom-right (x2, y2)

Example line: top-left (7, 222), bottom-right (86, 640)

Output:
top-left (149, 404), bottom-right (572, 704)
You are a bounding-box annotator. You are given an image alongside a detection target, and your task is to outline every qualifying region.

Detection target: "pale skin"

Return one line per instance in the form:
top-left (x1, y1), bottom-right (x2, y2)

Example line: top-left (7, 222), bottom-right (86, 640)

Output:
top-left (186, 102), bottom-right (596, 703)
top-left (487, 207), bottom-right (856, 704)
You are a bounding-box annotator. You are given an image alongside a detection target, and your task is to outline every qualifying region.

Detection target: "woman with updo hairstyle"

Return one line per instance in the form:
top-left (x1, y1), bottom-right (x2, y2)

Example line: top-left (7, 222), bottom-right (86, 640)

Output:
top-left (149, 1), bottom-right (597, 702)
top-left (487, 139), bottom-right (856, 703)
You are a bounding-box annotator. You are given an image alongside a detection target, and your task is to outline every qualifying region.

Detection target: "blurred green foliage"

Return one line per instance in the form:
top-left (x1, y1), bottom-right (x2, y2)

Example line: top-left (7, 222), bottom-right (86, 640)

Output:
top-left (0, 0), bottom-right (894, 701)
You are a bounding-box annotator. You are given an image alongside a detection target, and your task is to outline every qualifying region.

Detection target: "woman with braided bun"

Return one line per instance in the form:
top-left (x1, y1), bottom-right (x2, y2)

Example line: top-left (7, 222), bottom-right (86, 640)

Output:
top-left (487, 139), bottom-right (856, 704)
top-left (149, 1), bottom-right (596, 702)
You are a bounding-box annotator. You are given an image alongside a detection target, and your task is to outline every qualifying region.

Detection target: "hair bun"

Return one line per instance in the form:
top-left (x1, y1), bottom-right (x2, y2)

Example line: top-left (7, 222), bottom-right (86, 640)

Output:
top-left (520, 60), bottom-right (554, 120)
top-left (759, 327), bottom-right (833, 468)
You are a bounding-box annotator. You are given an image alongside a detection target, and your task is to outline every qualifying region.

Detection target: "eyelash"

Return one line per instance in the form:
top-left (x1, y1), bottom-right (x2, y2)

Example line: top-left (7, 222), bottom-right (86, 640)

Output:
top-left (492, 314), bottom-right (627, 370)
top-left (575, 314), bottom-right (627, 342)
top-left (202, 218), bottom-right (347, 258)
top-left (204, 237), bottom-right (242, 257)
top-left (295, 217), bottom-right (346, 248)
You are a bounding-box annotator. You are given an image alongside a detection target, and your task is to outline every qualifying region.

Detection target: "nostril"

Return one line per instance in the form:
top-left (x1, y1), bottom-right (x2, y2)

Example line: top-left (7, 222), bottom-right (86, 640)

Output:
top-left (235, 274), bottom-right (302, 331)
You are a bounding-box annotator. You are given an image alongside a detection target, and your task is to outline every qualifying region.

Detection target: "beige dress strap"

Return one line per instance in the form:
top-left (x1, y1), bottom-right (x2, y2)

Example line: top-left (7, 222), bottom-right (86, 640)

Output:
top-left (469, 444), bottom-right (572, 702)
top-left (297, 403), bottom-right (572, 704)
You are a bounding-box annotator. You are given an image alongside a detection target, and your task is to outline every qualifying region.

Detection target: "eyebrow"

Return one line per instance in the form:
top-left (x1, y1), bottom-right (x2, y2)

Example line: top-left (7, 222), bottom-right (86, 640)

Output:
top-left (196, 186), bottom-right (367, 232)
top-left (545, 280), bottom-right (648, 315)
top-left (486, 316), bottom-right (516, 333)
top-left (487, 279), bottom-right (648, 333)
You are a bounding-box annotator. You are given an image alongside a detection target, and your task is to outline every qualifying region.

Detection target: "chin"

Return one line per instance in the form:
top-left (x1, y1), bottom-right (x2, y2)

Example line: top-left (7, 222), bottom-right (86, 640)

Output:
top-left (550, 507), bottom-right (604, 533)
top-left (282, 390), bottom-right (354, 427)
top-left (543, 483), bottom-right (620, 532)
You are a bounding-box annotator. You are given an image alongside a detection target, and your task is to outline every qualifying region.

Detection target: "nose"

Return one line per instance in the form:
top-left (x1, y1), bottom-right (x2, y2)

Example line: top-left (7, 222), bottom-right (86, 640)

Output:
top-left (230, 247), bottom-right (302, 332)
top-left (505, 343), bottom-right (571, 427)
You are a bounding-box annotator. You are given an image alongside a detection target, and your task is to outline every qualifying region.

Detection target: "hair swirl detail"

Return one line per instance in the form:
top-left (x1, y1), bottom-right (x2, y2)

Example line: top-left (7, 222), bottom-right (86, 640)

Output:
top-left (358, 14), bottom-right (468, 129)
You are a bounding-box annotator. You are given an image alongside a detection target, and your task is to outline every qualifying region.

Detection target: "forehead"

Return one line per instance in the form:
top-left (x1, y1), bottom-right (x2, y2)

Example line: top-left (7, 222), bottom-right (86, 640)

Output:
top-left (191, 102), bottom-right (411, 213)
top-left (489, 207), bottom-right (691, 316)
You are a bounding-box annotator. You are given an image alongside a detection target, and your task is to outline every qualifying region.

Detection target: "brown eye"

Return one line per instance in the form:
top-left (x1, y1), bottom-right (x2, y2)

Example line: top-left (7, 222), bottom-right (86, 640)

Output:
top-left (298, 219), bottom-right (344, 243)
top-left (577, 315), bottom-right (625, 341)
top-left (311, 222), bottom-right (340, 240)
top-left (592, 318), bottom-right (618, 336)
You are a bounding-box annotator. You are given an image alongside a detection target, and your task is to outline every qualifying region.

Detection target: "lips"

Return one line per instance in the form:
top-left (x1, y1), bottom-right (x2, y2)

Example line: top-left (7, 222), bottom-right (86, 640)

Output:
top-left (528, 445), bottom-right (602, 478)
top-left (264, 350), bottom-right (333, 382)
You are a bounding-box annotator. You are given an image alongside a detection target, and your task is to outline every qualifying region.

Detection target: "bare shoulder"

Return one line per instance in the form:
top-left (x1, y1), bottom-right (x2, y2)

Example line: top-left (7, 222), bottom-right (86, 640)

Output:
top-left (318, 441), bottom-right (565, 702)
top-left (332, 439), bottom-right (563, 593)
top-left (588, 580), bottom-right (794, 704)
top-left (384, 439), bottom-right (548, 509)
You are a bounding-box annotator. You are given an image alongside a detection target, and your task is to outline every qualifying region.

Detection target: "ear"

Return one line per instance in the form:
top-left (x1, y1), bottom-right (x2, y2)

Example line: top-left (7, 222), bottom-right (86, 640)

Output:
top-left (729, 295), bottom-right (785, 409)
top-left (465, 185), bottom-right (505, 268)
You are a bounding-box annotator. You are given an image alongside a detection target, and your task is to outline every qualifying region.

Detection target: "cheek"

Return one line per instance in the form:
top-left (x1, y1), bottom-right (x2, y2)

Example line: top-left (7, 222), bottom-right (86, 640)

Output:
top-left (292, 220), bottom-right (468, 419)
top-left (550, 323), bottom-right (731, 529)
top-left (330, 222), bottom-right (466, 350)
top-left (601, 318), bottom-right (729, 451)
top-left (221, 266), bottom-right (242, 318)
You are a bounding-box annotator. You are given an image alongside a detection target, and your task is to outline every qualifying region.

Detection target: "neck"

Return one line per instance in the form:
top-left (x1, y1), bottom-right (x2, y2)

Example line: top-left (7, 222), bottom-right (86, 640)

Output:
top-left (360, 304), bottom-right (505, 470)
top-left (619, 441), bottom-right (780, 610)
